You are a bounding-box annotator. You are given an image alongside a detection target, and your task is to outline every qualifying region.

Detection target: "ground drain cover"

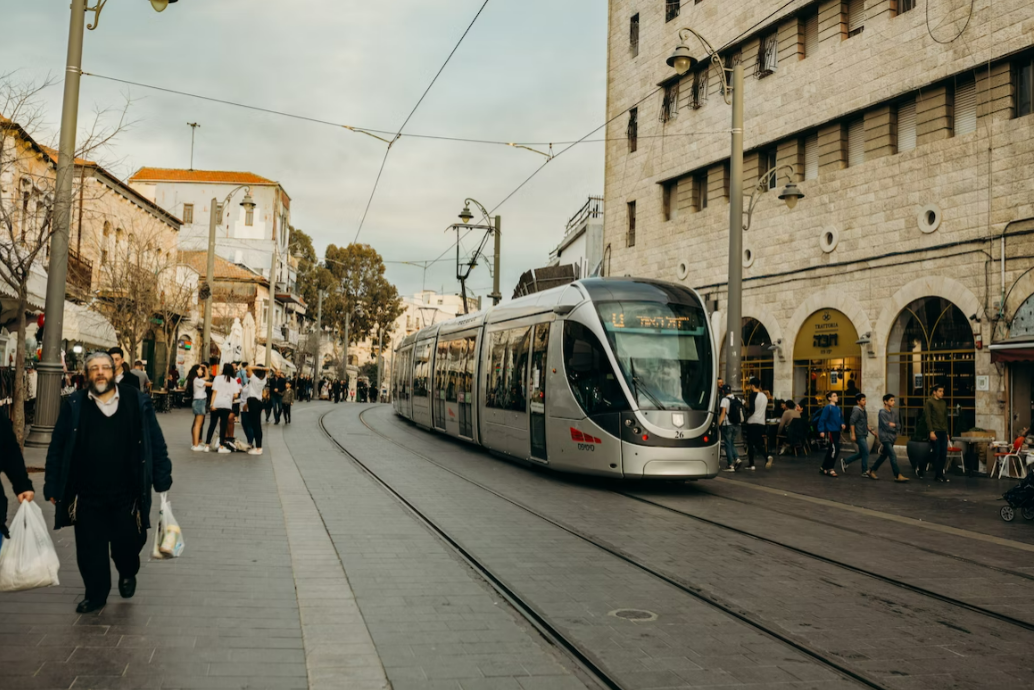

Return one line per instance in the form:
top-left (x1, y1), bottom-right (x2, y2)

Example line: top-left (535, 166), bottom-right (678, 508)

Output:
top-left (609, 608), bottom-right (658, 622)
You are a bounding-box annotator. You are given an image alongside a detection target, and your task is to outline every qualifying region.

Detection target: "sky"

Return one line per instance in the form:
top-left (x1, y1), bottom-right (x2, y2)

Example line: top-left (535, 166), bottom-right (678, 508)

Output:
top-left (0, 0), bottom-right (608, 303)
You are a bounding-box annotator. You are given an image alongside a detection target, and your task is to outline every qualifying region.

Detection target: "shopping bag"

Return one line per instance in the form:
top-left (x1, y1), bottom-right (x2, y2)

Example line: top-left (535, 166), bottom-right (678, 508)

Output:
top-left (0, 500), bottom-right (61, 591)
top-left (151, 492), bottom-right (184, 559)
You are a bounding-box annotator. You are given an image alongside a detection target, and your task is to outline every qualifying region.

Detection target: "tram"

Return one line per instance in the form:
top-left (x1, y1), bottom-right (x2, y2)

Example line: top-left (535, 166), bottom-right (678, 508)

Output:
top-left (390, 278), bottom-right (720, 479)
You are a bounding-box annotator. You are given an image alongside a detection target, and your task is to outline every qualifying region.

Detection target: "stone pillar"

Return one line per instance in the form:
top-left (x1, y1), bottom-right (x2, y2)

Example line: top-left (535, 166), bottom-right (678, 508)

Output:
top-left (708, 162), bottom-right (729, 204)
top-left (777, 16), bottom-right (805, 64)
top-left (865, 0), bottom-right (896, 21)
top-left (743, 152), bottom-right (761, 192)
top-left (976, 62), bottom-right (1014, 122)
top-left (777, 139), bottom-right (804, 181)
top-left (917, 85), bottom-right (953, 146)
top-left (818, 0), bottom-right (847, 45)
top-left (864, 105), bottom-right (896, 160)
top-left (818, 122), bottom-right (847, 174)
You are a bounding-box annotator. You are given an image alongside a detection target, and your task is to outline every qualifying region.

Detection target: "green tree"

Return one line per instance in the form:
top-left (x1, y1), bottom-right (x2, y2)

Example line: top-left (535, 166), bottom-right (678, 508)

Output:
top-left (323, 243), bottom-right (402, 346)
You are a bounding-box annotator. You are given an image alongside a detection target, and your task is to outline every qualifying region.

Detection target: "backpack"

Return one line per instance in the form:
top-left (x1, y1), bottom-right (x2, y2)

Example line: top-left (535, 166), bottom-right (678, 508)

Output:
top-left (725, 396), bottom-right (745, 425)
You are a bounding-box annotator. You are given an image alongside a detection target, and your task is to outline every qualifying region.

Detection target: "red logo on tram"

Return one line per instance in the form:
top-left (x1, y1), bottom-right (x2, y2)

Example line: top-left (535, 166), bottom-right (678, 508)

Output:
top-left (570, 428), bottom-right (602, 444)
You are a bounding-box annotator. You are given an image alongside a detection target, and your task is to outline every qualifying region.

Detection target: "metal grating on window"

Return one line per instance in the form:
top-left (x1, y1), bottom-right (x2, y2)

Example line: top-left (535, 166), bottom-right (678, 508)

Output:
top-left (847, 119), bottom-right (865, 167)
top-left (848, 0), bottom-right (865, 35)
top-left (898, 100), bottom-right (916, 152)
top-left (804, 134), bottom-right (818, 180)
top-left (627, 108), bottom-right (638, 153)
top-left (899, 0), bottom-right (916, 13)
top-left (627, 201), bottom-right (636, 247)
top-left (755, 34), bottom-right (778, 77)
top-left (955, 79), bottom-right (977, 136)
top-left (630, 14), bottom-right (639, 57)
top-left (692, 67), bottom-right (709, 108)
top-left (660, 82), bottom-right (679, 122)
top-left (665, 0), bottom-right (680, 23)
top-left (804, 13), bottom-right (818, 58)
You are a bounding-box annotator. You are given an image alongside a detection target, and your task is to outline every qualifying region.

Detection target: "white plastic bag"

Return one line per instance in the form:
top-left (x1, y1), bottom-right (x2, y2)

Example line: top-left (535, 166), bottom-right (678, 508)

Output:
top-left (0, 500), bottom-right (61, 591)
top-left (151, 492), bottom-right (184, 559)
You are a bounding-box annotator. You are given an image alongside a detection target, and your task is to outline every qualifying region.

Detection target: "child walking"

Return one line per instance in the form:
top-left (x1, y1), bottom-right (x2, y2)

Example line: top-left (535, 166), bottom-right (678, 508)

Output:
top-left (281, 381), bottom-right (295, 424)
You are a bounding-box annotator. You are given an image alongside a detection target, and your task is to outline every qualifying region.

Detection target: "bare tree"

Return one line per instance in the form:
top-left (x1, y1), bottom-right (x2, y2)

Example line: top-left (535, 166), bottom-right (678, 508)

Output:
top-left (0, 73), bottom-right (131, 444)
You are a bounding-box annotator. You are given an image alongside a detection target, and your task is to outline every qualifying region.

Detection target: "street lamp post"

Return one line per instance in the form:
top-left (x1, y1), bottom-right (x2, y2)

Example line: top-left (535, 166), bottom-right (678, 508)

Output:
top-left (665, 29), bottom-right (803, 396)
top-left (201, 187), bottom-right (255, 369)
top-left (26, 0), bottom-right (178, 447)
top-left (457, 199), bottom-right (501, 306)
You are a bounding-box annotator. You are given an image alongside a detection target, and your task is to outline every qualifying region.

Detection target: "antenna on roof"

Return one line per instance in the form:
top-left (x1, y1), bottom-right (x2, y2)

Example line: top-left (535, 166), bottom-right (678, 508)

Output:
top-left (187, 122), bottom-right (200, 170)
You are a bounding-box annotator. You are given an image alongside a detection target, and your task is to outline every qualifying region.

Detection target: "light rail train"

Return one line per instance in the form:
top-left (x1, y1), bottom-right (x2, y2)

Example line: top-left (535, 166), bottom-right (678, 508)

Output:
top-left (390, 278), bottom-right (719, 479)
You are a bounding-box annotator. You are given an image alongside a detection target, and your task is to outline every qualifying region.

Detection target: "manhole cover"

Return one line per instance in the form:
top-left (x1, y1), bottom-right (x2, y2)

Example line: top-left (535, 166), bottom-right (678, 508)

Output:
top-left (609, 608), bottom-right (658, 622)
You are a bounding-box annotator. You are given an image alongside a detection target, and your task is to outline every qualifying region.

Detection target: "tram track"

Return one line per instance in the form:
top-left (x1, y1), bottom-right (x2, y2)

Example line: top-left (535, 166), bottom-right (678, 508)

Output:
top-left (339, 407), bottom-right (894, 690)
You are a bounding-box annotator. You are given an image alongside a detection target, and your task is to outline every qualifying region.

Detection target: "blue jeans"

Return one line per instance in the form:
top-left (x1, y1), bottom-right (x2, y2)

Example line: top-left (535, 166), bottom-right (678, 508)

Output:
top-left (271, 395), bottom-right (283, 423)
top-left (844, 437), bottom-right (870, 472)
top-left (873, 442), bottom-right (901, 476)
top-left (722, 425), bottom-right (741, 467)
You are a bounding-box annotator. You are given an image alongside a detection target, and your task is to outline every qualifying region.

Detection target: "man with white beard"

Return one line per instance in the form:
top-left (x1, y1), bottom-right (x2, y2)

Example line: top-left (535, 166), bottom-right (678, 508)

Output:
top-left (44, 351), bottom-right (173, 613)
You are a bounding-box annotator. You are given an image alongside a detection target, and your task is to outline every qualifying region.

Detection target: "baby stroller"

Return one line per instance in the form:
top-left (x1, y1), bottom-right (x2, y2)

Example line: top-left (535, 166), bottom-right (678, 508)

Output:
top-left (1000, 455), bottom-right (1034, 522)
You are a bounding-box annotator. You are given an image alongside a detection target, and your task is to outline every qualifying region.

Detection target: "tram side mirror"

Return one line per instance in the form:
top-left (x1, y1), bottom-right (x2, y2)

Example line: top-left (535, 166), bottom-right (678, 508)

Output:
top-left (553, 304), bottom-right (576, 316)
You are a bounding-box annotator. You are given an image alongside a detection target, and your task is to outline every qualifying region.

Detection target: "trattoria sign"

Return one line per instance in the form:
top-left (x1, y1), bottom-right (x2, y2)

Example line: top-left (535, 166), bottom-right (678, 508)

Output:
top-left (794, 309), bottom-right (861, 359)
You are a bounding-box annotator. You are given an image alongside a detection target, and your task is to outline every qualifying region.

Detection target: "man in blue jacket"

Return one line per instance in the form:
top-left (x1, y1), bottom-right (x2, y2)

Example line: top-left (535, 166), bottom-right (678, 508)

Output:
top-left (44, 351), bottom-right (173, 613)
top-left (817, 391), bottom-right (846, 477)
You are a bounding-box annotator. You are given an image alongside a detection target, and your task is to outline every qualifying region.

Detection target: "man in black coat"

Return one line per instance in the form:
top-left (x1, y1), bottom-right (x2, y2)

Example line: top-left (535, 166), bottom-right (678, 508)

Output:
top-left (0, 412), bottom-right (34, 540)
top-left (107, 346), bottom-right (140, 391)
top-left (44, 351), bottom-right (173, 613)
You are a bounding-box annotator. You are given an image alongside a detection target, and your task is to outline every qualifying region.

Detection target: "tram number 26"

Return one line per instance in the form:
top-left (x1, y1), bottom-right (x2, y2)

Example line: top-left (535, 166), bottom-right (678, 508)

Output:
top-left (812, 334), bottom-right (838, 349)
top-left (577, 443), bottom-right (596, 452)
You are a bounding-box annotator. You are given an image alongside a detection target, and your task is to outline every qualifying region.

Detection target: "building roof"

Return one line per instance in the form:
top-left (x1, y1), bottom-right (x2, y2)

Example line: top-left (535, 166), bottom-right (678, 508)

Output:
top-left (39, 145), bottom-right (96, 168)
top-left (129, 168), bottom-right (279, 186)
top-left (178, 251), bottom-right (267, 283)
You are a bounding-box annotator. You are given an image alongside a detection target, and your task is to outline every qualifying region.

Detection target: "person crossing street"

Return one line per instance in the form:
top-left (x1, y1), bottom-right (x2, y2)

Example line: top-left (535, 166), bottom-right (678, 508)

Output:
top-left (43, 351), bottom-right (173, 613)
top-left (841, 393), bottom-right (877, 478)
top-left (817, 392), bottom-right (845, 477)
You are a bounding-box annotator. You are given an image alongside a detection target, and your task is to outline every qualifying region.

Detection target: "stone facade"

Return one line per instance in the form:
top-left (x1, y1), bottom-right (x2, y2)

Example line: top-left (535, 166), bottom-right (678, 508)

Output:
top-left (604, 0), bottom-right (1034, 436)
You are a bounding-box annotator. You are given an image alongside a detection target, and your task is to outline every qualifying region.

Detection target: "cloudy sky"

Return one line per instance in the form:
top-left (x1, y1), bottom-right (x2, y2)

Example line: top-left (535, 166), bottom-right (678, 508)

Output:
top-left (2, 0), bottom-right (608, 302)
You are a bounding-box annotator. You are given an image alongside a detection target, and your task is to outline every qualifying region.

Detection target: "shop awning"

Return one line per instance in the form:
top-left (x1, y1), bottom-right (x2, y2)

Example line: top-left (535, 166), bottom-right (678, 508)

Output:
top-left (990, 338), bottom-right (1034, 363)
top-left (62, 303), bottom-right (118, 349)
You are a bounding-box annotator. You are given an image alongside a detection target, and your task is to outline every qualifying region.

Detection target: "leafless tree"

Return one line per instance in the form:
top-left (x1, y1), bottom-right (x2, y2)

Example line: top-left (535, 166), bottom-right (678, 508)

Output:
top-left (0, 73), bottom-right (132, 444)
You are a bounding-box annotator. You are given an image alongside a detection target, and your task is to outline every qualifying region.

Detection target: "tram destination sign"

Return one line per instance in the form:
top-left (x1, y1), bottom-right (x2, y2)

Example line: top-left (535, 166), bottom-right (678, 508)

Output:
top-left (604, 304), bottom-right (705, 334)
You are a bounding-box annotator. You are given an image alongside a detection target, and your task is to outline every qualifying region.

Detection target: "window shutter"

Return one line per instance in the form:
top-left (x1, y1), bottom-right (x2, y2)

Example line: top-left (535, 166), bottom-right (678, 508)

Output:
top-left (848, 0), bottom-right (865, 33)
top-left (898, 100), bottom-right (916, 152)
top-left (847, 119), bottom-right (864, 167)
top-left (804, 13), bottom-right (818, 58)
top-left (804, 134), bottom-right (818, 180)
top-left (955, 79), bottom-right (977, 136)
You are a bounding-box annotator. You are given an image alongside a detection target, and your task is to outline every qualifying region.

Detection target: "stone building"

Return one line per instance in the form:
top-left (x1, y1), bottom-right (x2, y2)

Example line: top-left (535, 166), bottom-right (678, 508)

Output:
top-left (604, 0), bottom-right (1034, 438)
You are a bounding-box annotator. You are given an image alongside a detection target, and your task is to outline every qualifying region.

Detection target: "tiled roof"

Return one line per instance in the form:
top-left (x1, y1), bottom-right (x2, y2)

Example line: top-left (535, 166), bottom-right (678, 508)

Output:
top-left (129, 168), bottom-right (278, 186)
top-left (178, 251), bottom-right (267, 283)
top-left (39, 145), bottom-right (96, 167)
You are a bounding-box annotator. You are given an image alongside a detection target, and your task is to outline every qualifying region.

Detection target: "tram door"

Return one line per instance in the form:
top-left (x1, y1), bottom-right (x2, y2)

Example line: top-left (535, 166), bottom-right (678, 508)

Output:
top-left (458, 335), bottom-right (476, 438)
top-left (529, 323), bottom-right (550, 461)
top-left (433, 340), bottom-right (448, 431)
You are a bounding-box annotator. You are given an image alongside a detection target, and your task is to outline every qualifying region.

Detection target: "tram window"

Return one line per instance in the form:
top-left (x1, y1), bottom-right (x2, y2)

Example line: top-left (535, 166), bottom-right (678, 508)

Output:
top-left (486, 327), bottom-right (531, 411)
top-left (435, 341), bottom-right (450, 397)
top-left (413, 343), bottom-right (431, 396)
top-left (445, 339), bottom-right (461, 403)
top-left (509, 328), bottom-right (531, 412)
top-left (563, 322), bottom-right (631, 415)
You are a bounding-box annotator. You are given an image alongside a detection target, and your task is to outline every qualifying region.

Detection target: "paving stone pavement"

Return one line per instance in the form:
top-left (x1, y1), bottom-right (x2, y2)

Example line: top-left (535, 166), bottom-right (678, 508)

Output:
top-left (349, 404), bottom-right (1034, 690)
top-left (319, 406), bottom-right (864, 690)
top-left (1, 408), bottom-right (308, 690)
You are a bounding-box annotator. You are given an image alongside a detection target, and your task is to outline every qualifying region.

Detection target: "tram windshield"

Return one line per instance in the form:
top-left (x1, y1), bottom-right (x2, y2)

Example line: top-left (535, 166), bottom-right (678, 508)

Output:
top-left (597, 300), bottom-right (713, 411)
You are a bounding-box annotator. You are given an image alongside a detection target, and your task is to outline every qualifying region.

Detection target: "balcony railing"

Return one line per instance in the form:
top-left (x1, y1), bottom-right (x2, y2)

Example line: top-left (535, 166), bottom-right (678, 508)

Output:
top-left (66, 247), bottom-right (92, 302)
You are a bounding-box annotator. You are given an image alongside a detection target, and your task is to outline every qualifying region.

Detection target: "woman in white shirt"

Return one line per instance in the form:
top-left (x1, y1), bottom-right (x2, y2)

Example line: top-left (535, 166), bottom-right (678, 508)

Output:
top-left (204, 363), bottom-right (240, 453)
top-left (242, 364), bottom-right (269, 455)
top-left (187, 364), bottom-right (211, 451)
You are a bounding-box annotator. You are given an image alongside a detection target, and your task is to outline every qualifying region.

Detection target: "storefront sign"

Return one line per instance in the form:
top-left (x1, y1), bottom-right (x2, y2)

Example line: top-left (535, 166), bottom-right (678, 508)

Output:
top-left (178, 336), bottom-right (193, 351)
top-left (793, 309), bottom-right (861, 360)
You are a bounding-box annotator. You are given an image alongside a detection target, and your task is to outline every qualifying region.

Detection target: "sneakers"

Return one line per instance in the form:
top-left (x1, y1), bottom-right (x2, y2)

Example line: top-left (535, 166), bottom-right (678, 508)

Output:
top-left (723, 465), bottom-right (737, 472)
top-left (248, 448), bottom-right (263, 456)
top-left (765, 455), bottom-right (774, 469)
top-left (840, 457), bottom-right (847, 474)
top-left (202, 444), bottom-right (211, 453)
top-left (190, 445), bottom-right (204, 452)
top-left (746, 465), bottom-right (755, 471)
top-left (217, 446), bottom-right (232, 454)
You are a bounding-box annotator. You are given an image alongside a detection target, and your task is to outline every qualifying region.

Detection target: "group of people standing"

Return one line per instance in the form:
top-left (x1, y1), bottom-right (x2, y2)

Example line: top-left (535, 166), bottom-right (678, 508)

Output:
top-left (719, 377), bottom-right (953, 483)
top-left (185, 361), bottom-right (300, 456)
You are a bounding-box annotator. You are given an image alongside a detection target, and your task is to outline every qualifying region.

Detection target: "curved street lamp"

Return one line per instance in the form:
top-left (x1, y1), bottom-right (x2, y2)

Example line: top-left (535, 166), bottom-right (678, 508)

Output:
top-left (744, 165), bottom-right (805, 232)
top-left (456, 199), bottom-right (502, 306)
top-left (201, 186), bottom-right (255, 368)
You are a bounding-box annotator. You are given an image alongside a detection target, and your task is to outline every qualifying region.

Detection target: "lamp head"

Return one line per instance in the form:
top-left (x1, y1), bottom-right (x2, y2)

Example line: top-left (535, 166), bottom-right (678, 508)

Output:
top-left (666, 44), bottom-right (697, 75)
top-left (458, 204), bottom-right (473, 224)
top-left (149, 0), bottom-right (178, 12)
top-left (856, 332), bottom-right (872, 345)
top-left (778, 182), bottom-right (804, 210)
top-left (240, 191), bottom-right (257, 211)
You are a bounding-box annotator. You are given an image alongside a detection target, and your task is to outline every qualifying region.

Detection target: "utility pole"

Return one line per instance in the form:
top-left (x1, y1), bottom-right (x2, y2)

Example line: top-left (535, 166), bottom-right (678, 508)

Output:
top-left (725, 63), bottom-right (745, 396)
top-left (312, 290), bottom-right (323, 379)
top-left (342, 311), bottom-right (351, 390)
top-left (265, 247), bottom-right (277, 368)
top-left (490, 215), bottom-right (502, 306)
top-left (376, 328), bottom-right (384, 403)
top-left (201, 199), bottom-right (219, 368)
top-left (187, 122), bottom-right (200, 170)
top-left (25, 0), bottom-right (85, 448)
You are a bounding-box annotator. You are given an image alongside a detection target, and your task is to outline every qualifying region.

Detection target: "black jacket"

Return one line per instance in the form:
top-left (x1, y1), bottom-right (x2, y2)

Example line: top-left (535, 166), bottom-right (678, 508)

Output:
top-left (0, 413), bottom-right (34, 538)
top-left (118, 370), bottom-right (141, 390)
top-left (43, 384), bottom-right (172, 530)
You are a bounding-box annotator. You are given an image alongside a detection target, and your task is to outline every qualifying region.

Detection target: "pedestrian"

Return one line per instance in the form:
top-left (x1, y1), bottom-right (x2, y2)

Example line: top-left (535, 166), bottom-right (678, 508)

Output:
top-left (43, 351), bottom-right (173, 613)
top-left (281, 381), bottom-right (295, 424)
top-left (237, 362), bottom-right (253, 447)
top-left (107, 347), bottom-right (140, 390)
top-left (131, 360), bottom-right (151, 392)
top-left (204, 364), bottom-right (240, 453)
top-left (271, 370), bottom-right (285, 424)
top-left (776, 399), bottom-right (800, 455)
top-left (1, 409), bottom-right (35, 547)
top-left (924, 384), bottom-right (950, 482)
top-left (817, 391), bottom-right (846, 477)
top-left (243, 364), bottom-right (268, 456)
top-left (332, 379), bottom-right (340, 403)
top-left (842, 393), bottom-right (876, 478)
top-left (872, 394), bottom-right (909, 482)
top-left (166, 364), bottom-right (179, 393)
top-left (718, 384), bottom-right (742, 472)
top-left (743, 377), bottom-right (771, 470)
top-left (186, 364), bottom-right (210, 451)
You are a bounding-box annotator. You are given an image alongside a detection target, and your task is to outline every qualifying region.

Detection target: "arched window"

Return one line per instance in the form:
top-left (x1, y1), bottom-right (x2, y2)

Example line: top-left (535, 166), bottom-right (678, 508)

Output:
top-left (886, 297), bottom-right (975, 437)
top-left (718, 317), bottom-right (775, 407)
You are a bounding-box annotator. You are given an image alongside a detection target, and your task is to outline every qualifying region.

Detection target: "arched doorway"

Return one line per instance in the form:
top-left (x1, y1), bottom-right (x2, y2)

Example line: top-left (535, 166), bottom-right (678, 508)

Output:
top-left (719, 318), bottom-right (776, 405)
top-left (793, 309), bottom-right (862, 423)
top-left (886, 297), bottom-right (975, 438)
